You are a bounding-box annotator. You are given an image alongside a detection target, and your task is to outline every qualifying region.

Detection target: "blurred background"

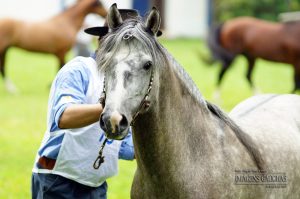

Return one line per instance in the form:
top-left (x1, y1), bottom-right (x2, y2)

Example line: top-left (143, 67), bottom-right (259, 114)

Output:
top-left (0, 0), bottom-right (299, 198)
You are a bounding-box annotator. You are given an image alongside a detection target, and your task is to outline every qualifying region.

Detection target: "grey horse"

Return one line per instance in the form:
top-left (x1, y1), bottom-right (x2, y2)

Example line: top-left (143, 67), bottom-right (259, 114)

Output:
top-left (97, 4), bottom-right (300, 199)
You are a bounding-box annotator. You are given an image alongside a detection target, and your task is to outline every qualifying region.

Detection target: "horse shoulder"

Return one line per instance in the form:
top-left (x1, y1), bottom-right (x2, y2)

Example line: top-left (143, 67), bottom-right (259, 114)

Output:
top-left (221, 19), bottom-right (251, 53)
top-left (0, 18), bottom-right (20, 46)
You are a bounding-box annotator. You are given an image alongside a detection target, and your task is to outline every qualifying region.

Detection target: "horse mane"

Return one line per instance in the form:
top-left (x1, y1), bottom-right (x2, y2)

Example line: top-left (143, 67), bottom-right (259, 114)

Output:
top-left (96, 18), bottom-right (265, 171)
top-left (206, 101), bottom-right (266, 171)
top-left (165, 43), bottom-right (265, 171)
top-left (96, 18), bottom-right (207, 106)
top-left (163, 49), bottom-right (207, 106)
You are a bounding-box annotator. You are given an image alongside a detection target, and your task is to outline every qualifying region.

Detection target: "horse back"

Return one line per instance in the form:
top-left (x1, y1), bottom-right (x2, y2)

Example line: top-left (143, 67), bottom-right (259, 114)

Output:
top-left (220, 17), bottom-right (280, 53)
top-left (220, 17), bottom-right (300, 63)
top-left (0, 17), bottom-right (76, 54)
top-left (230, 94), bottom-right (300, 164)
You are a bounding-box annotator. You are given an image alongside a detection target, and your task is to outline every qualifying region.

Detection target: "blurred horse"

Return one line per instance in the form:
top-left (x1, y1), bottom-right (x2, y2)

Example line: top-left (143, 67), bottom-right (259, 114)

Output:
top-left (0, 0), bottom-right (107, 93)
top-left (205, 17), bottom-right (300, 94)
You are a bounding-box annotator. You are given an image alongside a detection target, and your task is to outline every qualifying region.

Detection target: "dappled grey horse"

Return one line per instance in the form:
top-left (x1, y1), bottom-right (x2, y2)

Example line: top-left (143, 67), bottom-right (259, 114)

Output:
top-left (97, 4), bottom-right (300, 199)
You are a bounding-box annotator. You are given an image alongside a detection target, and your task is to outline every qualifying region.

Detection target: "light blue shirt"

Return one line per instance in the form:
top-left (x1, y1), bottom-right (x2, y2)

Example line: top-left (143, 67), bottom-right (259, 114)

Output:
top-left (38, 56), bottom-right (134, 161)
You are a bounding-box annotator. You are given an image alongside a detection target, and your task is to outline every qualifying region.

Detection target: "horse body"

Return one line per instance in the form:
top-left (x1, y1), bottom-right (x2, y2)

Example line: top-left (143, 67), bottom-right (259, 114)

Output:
top-left (0, 18), bottom-right (73, 53)
top-left (130, 51), bottom-right (264, 199)
top-left (221, 17), bottom-right (300, 63)
top-left (207, 17), bottom-right (300, 93)
top-left (230, 94), bottom-right (300, 198)
top-left (0, 0), bottom-right (107, 93)
top-left (132, 51), bottom-right (300, 199)
top-left (98, 5), bottom-right (300, 198)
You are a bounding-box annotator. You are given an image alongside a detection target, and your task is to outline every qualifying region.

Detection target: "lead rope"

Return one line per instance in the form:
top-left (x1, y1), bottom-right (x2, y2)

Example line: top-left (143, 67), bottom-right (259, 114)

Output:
top-left (93, 71), bottom-right (154, 169)
top-left (93, 138), bottom-right (108, 169)
top-left (93, 77), bottom-right (107, 169)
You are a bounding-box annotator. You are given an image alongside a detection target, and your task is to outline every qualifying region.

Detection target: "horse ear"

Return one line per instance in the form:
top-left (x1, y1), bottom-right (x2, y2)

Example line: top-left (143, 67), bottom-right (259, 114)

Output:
top-left (107, 3), bottom-right (123, 29)
top-left (145, 7), bottom-right (161, 35)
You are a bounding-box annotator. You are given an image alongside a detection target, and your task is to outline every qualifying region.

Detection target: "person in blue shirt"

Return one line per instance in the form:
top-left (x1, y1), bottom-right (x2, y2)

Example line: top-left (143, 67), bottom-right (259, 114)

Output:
top-left (31, 9), bottom-right (138, 199)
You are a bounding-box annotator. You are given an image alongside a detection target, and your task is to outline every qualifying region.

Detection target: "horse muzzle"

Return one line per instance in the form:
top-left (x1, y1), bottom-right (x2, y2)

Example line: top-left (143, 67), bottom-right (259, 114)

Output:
top-left (99, 111), bottom-right (129, 140)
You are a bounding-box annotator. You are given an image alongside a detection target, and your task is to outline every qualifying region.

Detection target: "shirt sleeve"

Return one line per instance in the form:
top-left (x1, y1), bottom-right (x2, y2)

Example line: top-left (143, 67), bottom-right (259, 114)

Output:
top-left (118, 128), bottom-right (135, 160)
top-left (49, 62), bottom-right (90, 132)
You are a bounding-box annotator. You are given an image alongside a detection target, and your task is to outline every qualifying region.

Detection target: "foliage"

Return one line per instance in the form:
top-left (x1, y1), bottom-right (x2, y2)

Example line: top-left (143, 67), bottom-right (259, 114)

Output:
top-left (213, 0), bottom-right (300, 22)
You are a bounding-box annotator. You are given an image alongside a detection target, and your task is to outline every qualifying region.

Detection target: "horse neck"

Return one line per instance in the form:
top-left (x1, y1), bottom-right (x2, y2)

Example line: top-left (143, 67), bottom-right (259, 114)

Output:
top-left (58, 2), bottom-right (92, 31)
top-left (132, 49), bottom-right (218, 180)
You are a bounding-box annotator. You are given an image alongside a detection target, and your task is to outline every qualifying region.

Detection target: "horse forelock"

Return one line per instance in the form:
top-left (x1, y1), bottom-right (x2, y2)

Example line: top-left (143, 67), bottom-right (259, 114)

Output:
top-left (96, 19), bottom-right (165, 72)
top-left (96, 18), bottom-right (209, 111)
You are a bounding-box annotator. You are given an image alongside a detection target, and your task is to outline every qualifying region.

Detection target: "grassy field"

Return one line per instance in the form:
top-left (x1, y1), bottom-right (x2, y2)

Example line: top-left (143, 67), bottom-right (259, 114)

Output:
top-left (0, 38), bottom-right (294, 199)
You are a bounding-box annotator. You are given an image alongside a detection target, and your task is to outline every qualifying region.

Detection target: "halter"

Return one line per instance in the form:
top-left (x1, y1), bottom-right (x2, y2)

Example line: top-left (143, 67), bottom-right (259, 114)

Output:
top-left (93, 138), bottom-right (107, 169)
top-left (93, 69), bottom-right (154, 169)
top-left (98, 70), bottom-right (154, 126)
top-left (130, 70), bottom-right (154, 125)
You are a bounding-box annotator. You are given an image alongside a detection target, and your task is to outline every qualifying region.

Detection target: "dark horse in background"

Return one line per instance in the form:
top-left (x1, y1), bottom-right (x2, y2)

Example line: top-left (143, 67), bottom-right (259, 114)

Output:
top-left (0, 0), bottom-right (107, 93)
top-left (205, 16), bottom-right (300, 94)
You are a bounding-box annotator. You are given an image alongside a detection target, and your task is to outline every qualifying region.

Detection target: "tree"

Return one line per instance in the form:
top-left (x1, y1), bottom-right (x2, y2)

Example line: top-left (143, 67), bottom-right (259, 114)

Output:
top-left (213, 0), bottom-right (300, 23)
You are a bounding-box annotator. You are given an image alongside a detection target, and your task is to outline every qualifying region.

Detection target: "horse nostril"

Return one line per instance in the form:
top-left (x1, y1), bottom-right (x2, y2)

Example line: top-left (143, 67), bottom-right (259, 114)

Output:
top-left (99, 114), bottom-right (108, 132)
top-left (99, 112), bottom-right (129, 136)
top-left (119, 114), bottom-right (128, 132)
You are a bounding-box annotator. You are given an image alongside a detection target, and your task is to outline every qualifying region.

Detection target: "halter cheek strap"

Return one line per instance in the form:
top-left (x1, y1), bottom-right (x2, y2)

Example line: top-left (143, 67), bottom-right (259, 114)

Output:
top-left (98, 76), bottom-right (106, 107)
top-left (94, 71), bottom-right (154, 169)
top-left (99, 70), bottom-right (154, 126)
top-left (130, 71), bottom-right (154, 125)
top-left (93, 77), bottom-right (107, 170)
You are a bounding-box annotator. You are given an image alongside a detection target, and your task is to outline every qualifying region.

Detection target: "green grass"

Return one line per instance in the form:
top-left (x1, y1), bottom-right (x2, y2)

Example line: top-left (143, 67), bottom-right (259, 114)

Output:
top-left (0, 39), bottom-right (294, 198)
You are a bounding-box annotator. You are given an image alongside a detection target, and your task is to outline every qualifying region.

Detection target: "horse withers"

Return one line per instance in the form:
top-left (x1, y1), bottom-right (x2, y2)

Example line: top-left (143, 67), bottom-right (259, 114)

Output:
top-left (205, 17), bottom-right (300, 95)
top-left (0, 0), bottom-right (107, 93)
top-left (97, 5), bottom-right (300, 199)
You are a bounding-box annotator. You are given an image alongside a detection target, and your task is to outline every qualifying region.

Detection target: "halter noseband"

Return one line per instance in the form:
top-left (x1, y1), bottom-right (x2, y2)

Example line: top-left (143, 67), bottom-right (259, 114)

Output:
top-left (94, 70), bottom-right (153, 170)
top-left (99, 70), bottom-right (154, 126)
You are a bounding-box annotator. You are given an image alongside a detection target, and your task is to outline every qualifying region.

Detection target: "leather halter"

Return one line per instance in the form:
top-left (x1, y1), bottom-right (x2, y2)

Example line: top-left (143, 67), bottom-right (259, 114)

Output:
top-left (130, 71), bottom-right (154, 125)
top-left (94, 71), bottom-right (153, 170)
top-left (99, 70), bottom-right (154, 126)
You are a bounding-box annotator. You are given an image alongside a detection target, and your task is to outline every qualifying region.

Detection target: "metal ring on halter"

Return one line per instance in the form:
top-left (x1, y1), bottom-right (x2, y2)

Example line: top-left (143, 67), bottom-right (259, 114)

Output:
top-left (123, 33), bottom-right (133, 40)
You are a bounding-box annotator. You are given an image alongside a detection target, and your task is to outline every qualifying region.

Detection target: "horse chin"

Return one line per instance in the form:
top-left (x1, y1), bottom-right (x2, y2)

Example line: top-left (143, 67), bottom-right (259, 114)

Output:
top-left (105, 128), bottom-right (129, 140)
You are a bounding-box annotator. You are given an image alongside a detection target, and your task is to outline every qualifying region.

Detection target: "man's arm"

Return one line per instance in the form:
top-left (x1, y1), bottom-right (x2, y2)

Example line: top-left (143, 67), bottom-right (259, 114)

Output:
top-left (59, 104), bottom-right (103, 129)
top-left (119, 129), bottom-right (135, 160)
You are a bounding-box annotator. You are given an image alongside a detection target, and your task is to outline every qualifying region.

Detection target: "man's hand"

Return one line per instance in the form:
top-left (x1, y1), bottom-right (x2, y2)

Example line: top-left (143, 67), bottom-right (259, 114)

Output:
top-left (59, 104), bottom-right (103, 129)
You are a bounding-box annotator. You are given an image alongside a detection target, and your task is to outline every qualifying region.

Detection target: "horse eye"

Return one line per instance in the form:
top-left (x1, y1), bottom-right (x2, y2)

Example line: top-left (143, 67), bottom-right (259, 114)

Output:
top-left (143, 61), bottom-right (152, 70)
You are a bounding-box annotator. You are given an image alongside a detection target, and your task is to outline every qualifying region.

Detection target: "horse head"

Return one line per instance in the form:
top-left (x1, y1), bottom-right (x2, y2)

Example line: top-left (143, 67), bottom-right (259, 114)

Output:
top-left (83, 0), bottom-right (107, 18)
top-left (97, 4), bottom-right (162, 140)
